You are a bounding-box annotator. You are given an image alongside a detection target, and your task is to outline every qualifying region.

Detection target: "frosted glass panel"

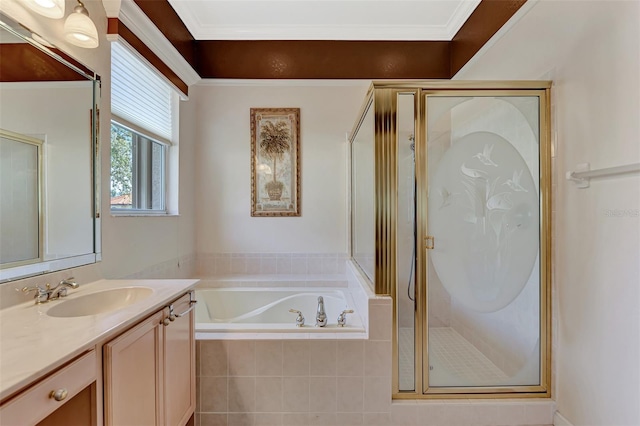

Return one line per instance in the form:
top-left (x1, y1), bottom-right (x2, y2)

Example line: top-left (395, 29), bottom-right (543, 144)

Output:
top-left (426, 96), bottom-right (541, 387)
top-left (396, 93), bottom-right (416, 391)
top-left (351, 103), bottom-right (375, 281)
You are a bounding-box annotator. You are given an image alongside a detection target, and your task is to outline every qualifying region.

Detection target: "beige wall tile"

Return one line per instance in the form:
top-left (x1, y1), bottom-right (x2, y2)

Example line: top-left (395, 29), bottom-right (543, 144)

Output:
top-left (197, 376), bottom-right (201, 412)
top-left (362, 412), bottom-right (391, 426)
top-left (254, 413), bottom-right (283, 425)
top-left (368, 304), bottom-right (392, 341)
top-left (336, 341), bottom-right (364, 377)
top-left (228, 413), bottom-right (255, 426)
top-left (309, 412), bottom-right (337, 426)
top-left (201, 341), bottom-right (228, 377)
top-left (363, 376), bottom-right (391, 412)
top-left (283, 412), bottom-right (310, 425)
top-left (364, 341), bottom-right (391, 377)
top-left (277, 257), bottom-right (292, 274)
top-left (336, 377), bottom-right (363, 413)
top-left (495, 403), bottom-right (526, 426)
top-left (283, 341), bottom-right (310, 376)
top-left (439, 403), bottom-right (473, 426)
top-left (524, 403), bottom-right (554, 425)
top-left (309, 377), bottom-right (337, 413)
top-left (201, 413), bottom-right (228, 426)
top-left (255, 377), bottom-right (283, 412)
top-left (469, 403), bottom-right (499, 426)
top-left (228, 341), bottom-right (256, 376)
top-left (336, 412), bottom-right (363, 426)
top-left (256, 341), bottom-right (284, 376)
top-left (390, 403), bottom-right (418, 426)
top-left (201, 377), bottom-right (228, 413)
top-left (229, 377), bottom-right (256, 413)
top-left (283, 377), bottom-right (310, 412)
top-left (310, 340), bottom-right (337, 376)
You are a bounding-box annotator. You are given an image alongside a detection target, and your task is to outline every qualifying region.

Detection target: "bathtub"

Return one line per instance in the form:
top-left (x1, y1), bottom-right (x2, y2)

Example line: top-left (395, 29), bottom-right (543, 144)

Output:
top-left (195, 288), bottom-right (366, 339)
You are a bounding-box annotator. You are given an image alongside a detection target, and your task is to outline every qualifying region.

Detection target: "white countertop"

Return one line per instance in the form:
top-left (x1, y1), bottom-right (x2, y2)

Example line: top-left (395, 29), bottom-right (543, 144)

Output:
top-left (0, 278), bottom-right (198, 402)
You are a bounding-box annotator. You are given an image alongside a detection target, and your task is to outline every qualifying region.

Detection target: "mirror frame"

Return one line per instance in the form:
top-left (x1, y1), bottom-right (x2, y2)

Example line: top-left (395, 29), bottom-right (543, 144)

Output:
top-left (0, 13), bottom-right (101, 283)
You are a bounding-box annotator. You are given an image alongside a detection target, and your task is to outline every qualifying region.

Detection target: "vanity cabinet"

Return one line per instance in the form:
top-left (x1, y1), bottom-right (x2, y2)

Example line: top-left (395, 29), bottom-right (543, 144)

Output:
top-left (103, 291), bottom-right (195, 426)
top-left (0, 350), bottom-right (97, 425)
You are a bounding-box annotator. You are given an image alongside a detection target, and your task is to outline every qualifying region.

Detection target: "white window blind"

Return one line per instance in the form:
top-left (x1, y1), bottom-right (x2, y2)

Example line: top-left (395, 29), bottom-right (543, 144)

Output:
top-left (111, 42), bottom-right (173, 142)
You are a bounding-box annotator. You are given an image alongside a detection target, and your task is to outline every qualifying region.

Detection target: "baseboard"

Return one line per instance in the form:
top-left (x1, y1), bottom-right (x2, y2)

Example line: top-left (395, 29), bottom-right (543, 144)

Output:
top-left (554, 412), bottom-right (574, 426)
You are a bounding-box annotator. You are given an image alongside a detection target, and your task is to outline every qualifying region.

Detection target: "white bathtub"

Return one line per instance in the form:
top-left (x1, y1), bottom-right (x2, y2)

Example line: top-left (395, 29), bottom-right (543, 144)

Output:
top-left (195, 288), bottom-right (366, 338)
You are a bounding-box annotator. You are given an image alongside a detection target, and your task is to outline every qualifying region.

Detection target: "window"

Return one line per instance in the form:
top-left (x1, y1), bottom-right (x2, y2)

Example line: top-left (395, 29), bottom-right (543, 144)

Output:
top-left (110, 123), bottom-right (166, 211)
top-left (110, 41), bottom-right (177, 215)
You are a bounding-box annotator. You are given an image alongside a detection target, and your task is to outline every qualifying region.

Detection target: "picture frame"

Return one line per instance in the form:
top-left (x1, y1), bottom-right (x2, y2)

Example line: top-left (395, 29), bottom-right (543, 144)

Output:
top-left (250, 107), bottom-right (301, 217)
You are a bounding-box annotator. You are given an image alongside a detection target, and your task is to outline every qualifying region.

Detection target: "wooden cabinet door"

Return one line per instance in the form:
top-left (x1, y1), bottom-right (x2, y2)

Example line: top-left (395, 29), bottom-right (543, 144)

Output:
top-left (164, 292), bottom-right (196, 426)
top-left (104, 311), bottom-right (164, 426)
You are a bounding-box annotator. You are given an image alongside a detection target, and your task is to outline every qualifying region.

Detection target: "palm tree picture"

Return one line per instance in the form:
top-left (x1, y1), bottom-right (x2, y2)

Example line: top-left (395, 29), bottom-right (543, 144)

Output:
top-left (250, 108), bottom-right (301, 217)
top-left (259, 119), bottom-right (291, 201)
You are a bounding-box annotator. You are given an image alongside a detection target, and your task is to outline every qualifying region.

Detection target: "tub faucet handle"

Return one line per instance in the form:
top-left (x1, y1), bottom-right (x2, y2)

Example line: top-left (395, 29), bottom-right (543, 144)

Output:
top-left (337, 309), bottom-right (354, 327)
top-left (315, 296), bottom-right (327, 327)
top-left (289, 309), bottom-right (305, 327)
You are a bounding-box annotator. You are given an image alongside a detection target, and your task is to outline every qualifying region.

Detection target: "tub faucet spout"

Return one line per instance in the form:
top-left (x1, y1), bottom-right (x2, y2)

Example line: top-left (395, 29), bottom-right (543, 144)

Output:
top-left (315, 296), bottom-right (327, 327)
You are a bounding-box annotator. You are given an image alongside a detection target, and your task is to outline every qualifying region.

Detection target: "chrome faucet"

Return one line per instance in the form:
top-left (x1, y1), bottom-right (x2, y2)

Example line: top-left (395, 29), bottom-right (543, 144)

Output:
top-left (20, 277), bottom-right (78, 304)
top-left (289, 309), bottom-right (305, 327)
top-left (337, 309), bottom-right (354, 327)
top-left (48, 277), bottom-right (79, 299)
top-left (315, 296), bottom-right (327, 327)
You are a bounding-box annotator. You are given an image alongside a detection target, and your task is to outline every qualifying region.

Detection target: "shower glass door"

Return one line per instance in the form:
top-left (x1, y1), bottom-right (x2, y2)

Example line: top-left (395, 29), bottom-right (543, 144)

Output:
top-left (423, 92), bottom-right (547, 391)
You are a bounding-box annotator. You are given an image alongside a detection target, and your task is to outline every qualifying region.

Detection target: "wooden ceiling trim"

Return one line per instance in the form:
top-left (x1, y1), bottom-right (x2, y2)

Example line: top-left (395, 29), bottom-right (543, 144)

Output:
top-left (450, 0), bottom-right (527, 76)
top-left (115, 21), bottom-right (189, 96)
top-left (197, 40), bottom-right (450, 79)
top-left (133, 0), bottom-right (197, 68)
top-left (135, 0), bottom-right (525, 80)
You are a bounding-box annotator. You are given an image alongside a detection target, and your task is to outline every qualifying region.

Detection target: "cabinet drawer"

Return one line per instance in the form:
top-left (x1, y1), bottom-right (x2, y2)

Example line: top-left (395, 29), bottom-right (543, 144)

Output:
top-left (0, 350), bottom-right (96, 425)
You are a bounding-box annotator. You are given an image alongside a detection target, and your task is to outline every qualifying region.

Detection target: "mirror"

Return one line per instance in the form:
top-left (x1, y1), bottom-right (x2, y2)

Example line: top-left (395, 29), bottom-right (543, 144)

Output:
top-left (0, 13), bottom-right (100, 282)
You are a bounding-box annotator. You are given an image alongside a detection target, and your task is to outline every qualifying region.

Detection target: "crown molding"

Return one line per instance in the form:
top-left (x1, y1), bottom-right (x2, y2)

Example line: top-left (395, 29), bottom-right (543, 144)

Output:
top-left (119, 0), bottom-right (200, 86)
top-left (446, 0), bottom-right (482, 38)
top-left (188, 24), bottom-right (454, 41)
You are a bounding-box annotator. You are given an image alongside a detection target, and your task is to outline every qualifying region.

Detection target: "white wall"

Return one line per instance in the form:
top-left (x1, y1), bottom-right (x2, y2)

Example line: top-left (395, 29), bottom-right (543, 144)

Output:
top-left (193, 82), bottom-right (369, 255)
top-left (457, 1), bottom-right (640, 424)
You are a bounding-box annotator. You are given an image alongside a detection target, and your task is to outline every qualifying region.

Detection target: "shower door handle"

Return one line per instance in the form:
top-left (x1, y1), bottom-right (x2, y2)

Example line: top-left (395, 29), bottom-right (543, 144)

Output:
top-left (425, 236), bottom-right (435, 250)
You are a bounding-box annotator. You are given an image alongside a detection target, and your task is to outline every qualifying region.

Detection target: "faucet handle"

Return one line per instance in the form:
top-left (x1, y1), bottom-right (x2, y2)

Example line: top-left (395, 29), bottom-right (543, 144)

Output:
top-left (20, 285), bottom-right (50, 304)
top-left (289, 309), bottom-right (305, 327)
top-left (337, 309), bottom-right (354, 327)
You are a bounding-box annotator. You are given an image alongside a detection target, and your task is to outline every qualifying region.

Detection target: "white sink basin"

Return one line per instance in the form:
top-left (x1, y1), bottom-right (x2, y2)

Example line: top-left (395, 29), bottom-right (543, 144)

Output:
top-left (46, 287), bottom-right (154, 318)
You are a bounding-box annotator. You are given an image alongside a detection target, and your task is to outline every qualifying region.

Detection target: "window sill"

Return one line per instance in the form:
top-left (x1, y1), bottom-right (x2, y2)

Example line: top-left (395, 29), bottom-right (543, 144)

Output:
top-left (110, 211), bottom-right (179, 218)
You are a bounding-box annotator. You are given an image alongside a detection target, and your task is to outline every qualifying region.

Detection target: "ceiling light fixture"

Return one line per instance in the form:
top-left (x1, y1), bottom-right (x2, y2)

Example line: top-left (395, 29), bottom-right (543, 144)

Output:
top-left (21, 0), bottom-right (65, 19)
top-left (63, 0), bottom-right (99, 48)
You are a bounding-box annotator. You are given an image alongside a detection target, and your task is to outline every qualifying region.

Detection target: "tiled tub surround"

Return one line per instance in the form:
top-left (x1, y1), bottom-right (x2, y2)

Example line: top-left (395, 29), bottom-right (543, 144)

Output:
top-left (197, 253), bottom-right (349, 277)
top-left (195, 262), bottom-right (554, 426)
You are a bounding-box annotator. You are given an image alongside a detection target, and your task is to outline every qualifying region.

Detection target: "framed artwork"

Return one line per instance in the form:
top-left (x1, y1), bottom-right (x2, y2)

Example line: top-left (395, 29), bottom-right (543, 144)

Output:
top-left (250, 107), bottom-right (301, 216)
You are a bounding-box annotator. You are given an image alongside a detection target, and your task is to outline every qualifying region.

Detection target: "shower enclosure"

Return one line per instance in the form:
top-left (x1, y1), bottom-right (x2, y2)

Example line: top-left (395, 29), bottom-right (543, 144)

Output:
top-left (349, 81), bottom-right (551, 397)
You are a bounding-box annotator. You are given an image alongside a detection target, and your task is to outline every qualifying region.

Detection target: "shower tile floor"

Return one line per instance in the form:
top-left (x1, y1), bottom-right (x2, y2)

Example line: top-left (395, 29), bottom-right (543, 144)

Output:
top-left (399, 327), bottom-right (508, 390)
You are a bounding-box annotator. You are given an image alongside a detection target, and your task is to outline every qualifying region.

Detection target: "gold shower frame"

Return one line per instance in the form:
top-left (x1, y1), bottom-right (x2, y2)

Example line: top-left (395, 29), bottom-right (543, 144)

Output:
top-left (348, 81), bottom-right (552, 399)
